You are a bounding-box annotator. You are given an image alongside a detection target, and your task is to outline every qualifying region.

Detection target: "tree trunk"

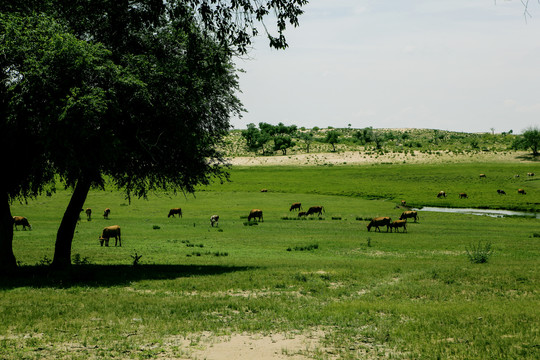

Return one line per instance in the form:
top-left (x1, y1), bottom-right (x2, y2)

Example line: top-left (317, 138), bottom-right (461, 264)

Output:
top-left (0, 192), bottom-right (17, 274)
top-left (51, 178), bottom-right (91, 270)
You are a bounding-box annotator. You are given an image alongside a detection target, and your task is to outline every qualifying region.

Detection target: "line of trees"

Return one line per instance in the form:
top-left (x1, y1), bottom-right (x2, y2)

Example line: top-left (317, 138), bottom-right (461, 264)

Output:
top-left (1, 0), bottom-right (308, 273)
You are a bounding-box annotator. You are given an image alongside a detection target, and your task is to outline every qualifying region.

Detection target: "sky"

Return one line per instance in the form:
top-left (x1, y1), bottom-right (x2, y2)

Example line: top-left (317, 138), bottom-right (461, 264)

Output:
top-left (232, 0), bottom-right (540, 134)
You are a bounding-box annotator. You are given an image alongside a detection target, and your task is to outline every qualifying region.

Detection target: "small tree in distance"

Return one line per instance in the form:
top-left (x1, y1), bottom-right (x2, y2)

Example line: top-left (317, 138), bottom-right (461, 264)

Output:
top-left (513, 126), bottom-right (540, 156)
top-left (325, 130), bottom-right (340, 152)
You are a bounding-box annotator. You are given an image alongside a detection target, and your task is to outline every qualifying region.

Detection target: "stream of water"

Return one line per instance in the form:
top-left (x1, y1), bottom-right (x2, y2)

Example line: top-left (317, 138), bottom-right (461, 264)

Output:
top-left (414, 206), bottom-right (539, 219)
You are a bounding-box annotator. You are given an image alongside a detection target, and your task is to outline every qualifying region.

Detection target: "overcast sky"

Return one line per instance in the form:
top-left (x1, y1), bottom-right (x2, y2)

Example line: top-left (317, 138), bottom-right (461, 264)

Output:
top-left (232, 0), bottom-right (540, 134)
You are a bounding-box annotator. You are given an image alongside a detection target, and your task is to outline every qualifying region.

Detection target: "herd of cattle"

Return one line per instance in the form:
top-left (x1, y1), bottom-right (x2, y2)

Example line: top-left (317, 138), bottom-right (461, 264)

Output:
top-left (10, 171), bottom-right (535, 244)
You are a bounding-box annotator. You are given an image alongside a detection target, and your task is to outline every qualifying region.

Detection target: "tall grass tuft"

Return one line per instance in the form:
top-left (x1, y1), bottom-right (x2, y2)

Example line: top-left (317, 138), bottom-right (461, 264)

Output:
top-left (466, 241), bottom-right (493, 263)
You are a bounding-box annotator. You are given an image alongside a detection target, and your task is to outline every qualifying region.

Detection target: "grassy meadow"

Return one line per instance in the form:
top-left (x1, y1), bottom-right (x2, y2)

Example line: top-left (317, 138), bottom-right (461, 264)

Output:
top-left (1, 161), bottom-right (539, 359)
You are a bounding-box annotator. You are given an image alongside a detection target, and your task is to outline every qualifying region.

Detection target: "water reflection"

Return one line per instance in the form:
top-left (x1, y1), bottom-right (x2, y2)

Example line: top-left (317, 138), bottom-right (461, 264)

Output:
top-left (414, 207), bottom-right (539, 219)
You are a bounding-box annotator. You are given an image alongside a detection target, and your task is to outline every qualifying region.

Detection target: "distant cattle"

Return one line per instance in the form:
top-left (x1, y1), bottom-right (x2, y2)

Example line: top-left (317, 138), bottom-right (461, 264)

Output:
top-left (13, 216), bottom-right (32, 231)
top-left (99, 225), bottom-right (121, 247)
top-left (497, 189), bottom-right (506, 195)
top-left (458, 193), bottom-right (468, 199)
top-left (518, 189), bottom-right (526, 195)
top-left (390, 220), bottom-right (407, 233)
top-left (260, 189), bottom-right (268, 192)
top-left (479, 174), bottom-right (486, 178)
top-left (367, 217), bottom-right (392, 232)
top-left (298, 211), bottom-right (307, 217)
top-left (437, 191), bottom-right (447, 198)
top-left (306, 206), bottom-right (325, 216)
top-left (248, 209), bottom-right (263, 222)
top-left (514, 174), bottom-right (520, 178)
top-left (289, 202), bottom-right (302, 212)
top-left (85, 208), bottom-right (92, 221)
top-left (401, 200), bottom-right (407, 207)
top-left (210, 215), bottom-right (219, 227)
top-left (168, 208), bottom-right (182, 218)
top-left (399, 210), bottom-right (419, 222)
top-left (103, 208), bottom-right (110, 219)
top-left (528, 172), bottom-right (535, 177)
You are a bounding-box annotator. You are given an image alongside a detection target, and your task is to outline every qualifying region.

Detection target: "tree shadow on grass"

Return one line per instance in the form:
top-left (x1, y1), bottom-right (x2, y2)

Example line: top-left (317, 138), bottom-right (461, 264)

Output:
top-left (0, 264), bottom-right (256, 289)
top-left (515, 153), bottom-right (539, 162)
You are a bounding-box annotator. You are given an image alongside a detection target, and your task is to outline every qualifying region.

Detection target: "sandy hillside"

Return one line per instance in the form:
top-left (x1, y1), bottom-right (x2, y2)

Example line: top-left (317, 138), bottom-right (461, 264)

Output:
top-left (226, 150), bottom-right (532, 166)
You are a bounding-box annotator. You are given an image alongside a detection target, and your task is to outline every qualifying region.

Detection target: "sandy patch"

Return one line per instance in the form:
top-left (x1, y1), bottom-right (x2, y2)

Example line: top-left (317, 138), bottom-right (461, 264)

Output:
top-left (160, 330), bottom-right (333, 360)
top-left (226, 150), bottom-right (531, 167)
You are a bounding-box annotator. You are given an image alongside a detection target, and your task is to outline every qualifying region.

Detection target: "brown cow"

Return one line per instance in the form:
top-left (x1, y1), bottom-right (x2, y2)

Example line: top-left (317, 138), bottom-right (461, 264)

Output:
top-left (399, 210), bottom-right (419, 222)
top-left (289, 202), bottom-right (302, 212)
top-left (85, 208), bottom-right (92, 221)
top-left (401, 200), bottom-right (407, 207)
top-left (497, 189), bottom-right (506, 195)
top-left (298, 211), bottom-right (307, 218)
top-left (437, 191), bottom-right (447, 198)
top-left (260, 189), bottom-right (268, 192)
top-left (518, 189), bottom-right (526, 195)
top-left (168, 208), bottom-right (182, 218)
top-left (527, 172), bottom-right (535, 177)
top-left (479, 174), bottom-right (486, 178)
top-left (103, 208), bottom-right (111, 219)
top-left (99, 225), bottom-right (121, 247)
top-left (210, 215), bottom-right (219, 227)
top-left (367, 217), bottom-right (392, 232)
top-left (13, 216), bottom-right (32, 231)
top-left (458, 193), bottom-right (468, 199)
top-left (390, 220), bottom-right (407, 233)
top-left (306, 206), bottom-right (324, 216)
top-left (248, 209), bottom-right (263, 222)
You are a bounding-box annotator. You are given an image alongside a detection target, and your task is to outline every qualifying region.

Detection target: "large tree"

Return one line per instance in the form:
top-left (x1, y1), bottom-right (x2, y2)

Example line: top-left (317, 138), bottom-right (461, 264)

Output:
top-left (1, 0), bottom-right (307, 271)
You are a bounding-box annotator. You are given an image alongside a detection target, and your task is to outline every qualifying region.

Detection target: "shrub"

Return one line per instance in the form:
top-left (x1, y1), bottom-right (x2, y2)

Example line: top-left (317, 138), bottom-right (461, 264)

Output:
top-left (152, 225), bottom-right (161, 230)
top-left (72, 253), bottom-right (91, 265)
top-left (466, 241), bottom-right (493, 263)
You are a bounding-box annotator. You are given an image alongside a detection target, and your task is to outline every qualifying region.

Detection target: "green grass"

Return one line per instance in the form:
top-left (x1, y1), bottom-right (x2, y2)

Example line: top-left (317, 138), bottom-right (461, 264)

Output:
top-left (2, 162), bottom-right (539, 359)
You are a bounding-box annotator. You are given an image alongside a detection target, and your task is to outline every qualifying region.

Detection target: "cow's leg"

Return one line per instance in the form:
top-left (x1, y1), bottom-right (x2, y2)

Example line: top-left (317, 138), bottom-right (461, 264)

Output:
top-left (105, 238), bottom-right (109, 247)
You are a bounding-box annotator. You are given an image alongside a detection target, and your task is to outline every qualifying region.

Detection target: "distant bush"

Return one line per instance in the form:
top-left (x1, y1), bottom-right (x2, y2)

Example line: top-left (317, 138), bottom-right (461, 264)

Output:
top-left (152, 225), bottom-right (161, 230)
top-left (287, 244), bottom-right (319, 252)
top-left (466, 241), bottom-right (493, 264)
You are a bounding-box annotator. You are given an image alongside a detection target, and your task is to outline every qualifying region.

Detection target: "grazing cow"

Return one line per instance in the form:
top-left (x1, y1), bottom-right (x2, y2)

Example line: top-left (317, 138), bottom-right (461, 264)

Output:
top-left (289, 202), bottom-right (302, 212)
top-left (401, 200), bottom-right (407, 207)
top-left (367, 217), bottom-right (392, 232)
top-left (210, 215), bottom-right (219, 227)
top-left (437, 191), bottom-right (447, 198)
top-left (13, 216), bottom-right (32, 231)
top-left (497, 189), bottom-right (506, 195)
top-left (248, 209), bottom-right (263, 222)
top-left (99, 225), bottom-right (121, 247)
top-left (528, 172), bottom-right (535, 177)
top-left (298, 211), bottom-right (307, 218)
top-left (168, 208), bottom-right (182, 218)
top-left (260, 189), bottom-right (268, 192)
top-left (514, 174), bottom-right (520, 178)
top-left (306, 206), bottom-right (325, 216)
top-left (399, 210), bottom-right (419, 222)
top-left (479, 174), bottom-right (486, 178)
top-left (390, 220), bottom-right (407, 233)
top-left (458, 193), bottom-right (468, 199)
top-left (85, 208), bottom-right (92, 221)
top-left (518, 189), bottom-right (526, 195)
top-left (103, 208), bottom-right (111, 219)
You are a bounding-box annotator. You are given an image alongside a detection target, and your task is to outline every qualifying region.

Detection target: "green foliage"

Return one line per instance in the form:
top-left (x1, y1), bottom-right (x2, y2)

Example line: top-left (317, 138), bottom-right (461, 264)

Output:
top-left (513, 126), bottom-right (540, 155)
top-left (466, 241), bottom-right (494, 264)
top-left (241, 122), bottom-right (297, 155)
top-left (324, 130), bottom-right (340, 151)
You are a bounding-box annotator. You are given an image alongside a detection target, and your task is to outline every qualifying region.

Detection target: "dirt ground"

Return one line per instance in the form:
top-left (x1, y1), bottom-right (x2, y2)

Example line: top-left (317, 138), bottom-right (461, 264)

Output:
top-left (226, 150), bottom-right (532, 167)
